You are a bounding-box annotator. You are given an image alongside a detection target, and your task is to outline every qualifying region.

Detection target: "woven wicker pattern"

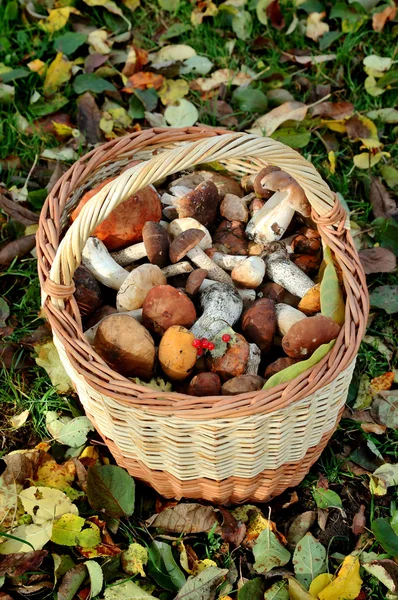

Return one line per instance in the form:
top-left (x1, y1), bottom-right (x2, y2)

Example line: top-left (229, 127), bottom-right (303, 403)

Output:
top-left (37, 127), bottom-right (369, 503)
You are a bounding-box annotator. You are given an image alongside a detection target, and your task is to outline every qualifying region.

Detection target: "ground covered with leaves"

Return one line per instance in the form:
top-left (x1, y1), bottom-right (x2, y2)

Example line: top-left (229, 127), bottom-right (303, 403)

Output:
top-left (0, 0), bottom-right (398, 598)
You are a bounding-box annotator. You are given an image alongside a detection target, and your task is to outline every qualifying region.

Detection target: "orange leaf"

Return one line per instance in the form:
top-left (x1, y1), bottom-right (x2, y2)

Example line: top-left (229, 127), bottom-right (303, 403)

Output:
top-left (372, 6), bottom-right (396, 32)
top-left (123, 71), bottom-right (164, 91)
top-left (370, 372), bottom-right (395, 392)
top-left (122, 46), bottom-right (149, 78)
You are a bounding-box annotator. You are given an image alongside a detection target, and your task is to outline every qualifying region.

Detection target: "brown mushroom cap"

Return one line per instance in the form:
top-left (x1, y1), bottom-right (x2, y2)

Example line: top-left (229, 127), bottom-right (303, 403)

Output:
top-left (282, 315), bottom-right (341, 359)
top-left (171, 171), bottom-right (244, 198)
top-left (259, 282), bottom-right (299, 307)
top-left (297, 283), bottom-right (321, 315)
top-left (142, 222), bottom-right (170, 267)
top-left (291, 234), bottom-right (321, 255)
top-left (220, 194), bottom-right (249, 223)
top-left (74, 265), bottom-right (102, 317)
top-left (188, 372), bottom-right (221, 396)
top-left (207, 333), bottom-right (250, 381)
top-left (241, 298), bottom-right (276, 353)
top-left (142, 285), bottom-right (196, 335)
top-left (221, 374), bottom-right (265, 395)
top-left (253, 166), bottom-right (281, 198)
top-left (264, 357), bottom-right (299, 379)
top-left (169, 229), bottom-right (205, 263)
top-left (213, 220), bottom-right (248, 255)
top-left (178, 181), bottom-right (220, 227)
top-left (292, 254), bottom-right (321, 275)
top-left (186, 268), bottom-right (208, 295)
top-left (257, 168), bottom-right (311, 218)
top-left (93, 314), bottom-right (155, 378)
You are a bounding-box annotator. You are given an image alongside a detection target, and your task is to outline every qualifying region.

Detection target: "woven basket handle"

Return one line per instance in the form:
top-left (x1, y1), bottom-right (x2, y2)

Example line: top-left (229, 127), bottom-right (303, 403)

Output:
top-left (48, 132), bottom-right (340, 304)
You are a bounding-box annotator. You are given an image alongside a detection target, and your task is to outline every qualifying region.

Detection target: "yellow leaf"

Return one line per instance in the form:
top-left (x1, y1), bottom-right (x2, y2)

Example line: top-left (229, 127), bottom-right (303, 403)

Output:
top-left (159, 79), bottom-right (190, 105)
top-left (192, 558), bottom-right (217, 575)
top-left (287, 577), bottom-right (314, 599)
top-left (342, 16), bottom-right (365, 33)
top-left (43, 53), bottom-right (72, 96)
top-left (318, 555), bottom-right (362, 600)
top-left (39, 7), bottom-right (81, 34)
top-left (353, 151), bottom-right (390, 169)
top-left (191, 0), bottom-right (218, 26)
top-left (88, 29), bottom-right (111, 54)
top-left (364, 75), bottom-right (386, 97)
top-left (321, 119), bottom-right (347, 133)
top-left (354, 115), bottom-right (381, 149)
top-left (27, 59), bottom-right (46, 76)
top-left (309, 573), bottom-right (333, 597)
top-left (79, 446), bottom-right (99, 462)
top-left (121, 542), bottom-right (148, 576)
top-left (306, 12), bottom-right (329, 42)
top-left (19, 486), bottom-right (78, 525)
top-left (123, 0), bottom-right (140, 11)
top-left (36, 455), bottom-right (76, 492)
top-left (100, 115), bottom-right (115, 136)
top-left (52, 122), bottom-right (80, 137)
top-left (328, 151), bottom-right (336, 174)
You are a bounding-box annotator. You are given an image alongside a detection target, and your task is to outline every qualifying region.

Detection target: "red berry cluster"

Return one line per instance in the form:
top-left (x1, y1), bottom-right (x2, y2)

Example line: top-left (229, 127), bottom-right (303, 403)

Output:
top-left (192, 337), bottom-right (215, 357)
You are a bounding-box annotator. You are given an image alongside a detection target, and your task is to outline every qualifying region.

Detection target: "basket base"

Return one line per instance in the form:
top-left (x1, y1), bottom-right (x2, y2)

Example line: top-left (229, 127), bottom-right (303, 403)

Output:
top-left (101, 419), bottom-right (340, 504)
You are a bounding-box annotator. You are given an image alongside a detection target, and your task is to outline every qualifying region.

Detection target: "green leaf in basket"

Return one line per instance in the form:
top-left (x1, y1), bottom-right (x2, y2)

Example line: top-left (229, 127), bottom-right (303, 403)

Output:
top-left (86, 465), bottom-right (135, 518)
top-left (320, 245), bottom-right (345, 325)
top-left (253, 525), bottom-right (291, 573)
top-left (263, 340), bottom-right (336, 390)
top-left (147, 541), bottom-right (186, 592)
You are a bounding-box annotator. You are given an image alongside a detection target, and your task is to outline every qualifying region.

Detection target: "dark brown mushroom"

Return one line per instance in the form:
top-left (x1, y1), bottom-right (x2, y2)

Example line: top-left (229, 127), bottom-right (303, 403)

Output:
top-left (253, 166), bottom-right (281, 198)
top-left (241, 298), bottom-right (276, 353)
top-left (178, 181), bottom-right (220, 227)
top-left (264, 357), bottom-right (300, 379)
top-left (169, 229), bottom-right (206, 264)
top-left (213, 220), bottom-right (248, 255)
top-left (74, 265), bottom-right (103, 317)
top-left (221, 374), bottom-right (264, 395)
top-left (142, 285), bottom-right (196, 335)
top-left (186, 268), bottom-right (208, 295)
top-left (188, 372), bottom-right (221, 396)
top-left (282, 315), bottom-right (341, 359)
top-left (142, 221), bottom-right (170, 267)
top-left (207, 333), bottom-right (250, 381)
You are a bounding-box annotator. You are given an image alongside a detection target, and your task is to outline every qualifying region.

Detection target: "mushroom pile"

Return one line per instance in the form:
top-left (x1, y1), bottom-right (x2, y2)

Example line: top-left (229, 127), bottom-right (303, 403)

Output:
top-left (73, 165), bottom-right (343, 397)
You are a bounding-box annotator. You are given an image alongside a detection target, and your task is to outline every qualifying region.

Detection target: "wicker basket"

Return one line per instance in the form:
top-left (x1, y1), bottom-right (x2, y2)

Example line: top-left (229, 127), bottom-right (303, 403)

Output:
top-left (37, 128), bottom-right (369, 504)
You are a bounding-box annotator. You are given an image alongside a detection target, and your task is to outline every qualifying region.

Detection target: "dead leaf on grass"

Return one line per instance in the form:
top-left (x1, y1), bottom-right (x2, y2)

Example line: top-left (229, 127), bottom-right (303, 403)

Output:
top-left (370, 177), bottom-right (398, 219)
top-left (306, 12), bottom-right (329, 41)
top-left (359, 247), bottom-right (397, 274)
top-left (372, 6), bottom-right (396, 32)
top-left (123, 72), bottom-right (164, 91)
top-left (0, 234), bottom-right (36, 267)
top-left (312, 101), bottom-right (354, 120)
top-left (248, 101), bottom-right (308, 136)
top-left (147, 503), bottom-right (219, 533)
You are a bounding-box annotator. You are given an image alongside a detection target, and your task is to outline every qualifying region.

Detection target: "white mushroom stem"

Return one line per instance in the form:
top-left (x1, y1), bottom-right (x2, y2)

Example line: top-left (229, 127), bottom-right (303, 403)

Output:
top-left (246, 343), bottom-right (261, 375)
top-left (199, 279), bottom-right (256, 305)
top-left (190, 283), bottom-right (243, 340)
top-left (209, 252), bottom-right (247, 271)
top-left (111, 242), bottom-right (147, 265)
top-left (162, 261), bottom-right (193, 277)
top-left (84, 309), bottom-right (143, 344)
top-left (82, 237), bottom-right (128, 290)
top-left (246, 191), bottom-right (294, 244)
top-left (265, 247), bottom-right (314, 298)
top-left (186, 246), bottom-right (233, 284)
top-left (275, 303), bottom-right (307, 336)
top-left (161, 186), bottom-right (192, 206)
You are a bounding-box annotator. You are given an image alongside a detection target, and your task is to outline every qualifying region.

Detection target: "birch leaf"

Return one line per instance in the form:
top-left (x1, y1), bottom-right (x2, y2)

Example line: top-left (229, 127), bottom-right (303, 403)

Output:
top-left (164, 99), bottom-right (198, 127)
top-left (320, 245), bottom-right (345, 325)
top-left (253, 524), bottom-right (291, 573)
top-left (263, 581), bottom-right (289, 599)
top-left (39, 7), bottom-right (81, 34)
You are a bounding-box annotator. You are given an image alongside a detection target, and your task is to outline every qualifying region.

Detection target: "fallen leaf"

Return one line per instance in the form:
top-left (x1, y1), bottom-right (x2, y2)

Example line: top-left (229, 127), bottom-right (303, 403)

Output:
top-left (147, 503), bottom-right (218, 533)
top-left (193, 68), bottom-right (252, 92)
top-left (370, 372), bottom-right (395, 393)
top-left (19, 486), bottom-right (78, 525)
top-left (73, 73), bottom-right (116, 94)
top-left (81, 0), bottom-right (130, 25)
top-left (306, 12), bottom-right (329, 41)
top-left (256, 0), bottom-right (274, 25)
top-left (175, 566), bottom-right (227, 600)
top-left (10, 409), bottom-right (30, 429)
top-left (104, 579), bottom-right (156, 599)
top-left (287, 577), bottom-right (314, 599)
top-left (0, 83), bottom-right (15, 103)
top-left (77, 92), bottom-right (102, 145)
top-left (122, 46), bottom-right (148, 77)
top-left (309, 574), bottom-right (333, 597)
top-left (293, 532), bottom-right (326, 588)
top-left (0, 550), bottom-right (47, 577)
top-left (122, 542), bottom-right (148, 576)
top-left (370, 464), bottom-right (398, 496)
top-left (39, 7), bottom-right (81, 34)
top-left (312, 487), bottom-right (342, 509)
top-left (0, 234), bottom-right (36, 267)
top-left (354, 151), bottom-right (389, 169)
top-left (266, 0), bottom-right (285, 29)
top-left (58, 564), bottom-right (87, 600)
top-left (180, 55), bottom-right (213, 76)
top-left (238, 577), bottom-right (264, 600)
top-left (370, 285), bottom-right (398, 314)
top-left (253, 524), bottom-right (291, 573)
top-left (159, 79), bottom-right (189, 105)
top-left (351, 505), bottom-right (366, 535)
top-left (54, 32), bottom-right (88, 56)
top-left (364, 54), bottom-right (392, 73)
top-left (43, 53), bottom-right (72, 96)
top-left (264, 581), bottom-right (289, 599)
top-left (35, 341), bottom-right (73, 393)
top-left (123, 72), bottom-right (164, 91)
top-left (371, 518), bottom-right (398, 556)
top-left (207, 99), bottom-right (238, 127)
top-left (371, 391), bottom-right (398, 429)
top-left (36, 454), bottom-right (76, 491)
top-left (248, 101), bottom-right (308, 136)
top-left (372, 6), bottom-right (396, 32)
top-left (232, 10), bottom-right (253, 41)
top-left (359, 247), bottom-right (397, 274)
top-left (345, 114), bottom-right (381, 148)
top-left (87, 464), bottom-right (135, 518)
top-left (149, 44), bottom-right (196, 65)
top-left (51, 513), bottom-right (85, 545)
top-left (159, 0), bottom-right (180, 12)
top-left (27, 59), bottom-right (46, 75)
top-left (368, 108), bottom-right (398, 123)
top-left (287, 512), bottom-right (316, 547)
top-left (318, 555), bottom-right (362, 600)
top-left (381, 165), bottom-right (398, 188)
top-left (0, 522), bottom-right (52, 553)
top-left (88, 29), bottom-right (112, 54)
top-left (191, 1), bottom-right (218, 26)
top-left (148, 540), bottom-right (186, 591)
top-left (164, 99), bottom-right (198, 127)
top-left (369, 177), bottom-right (398, 219)
top-left (312, 101), bottom-right (354, 119)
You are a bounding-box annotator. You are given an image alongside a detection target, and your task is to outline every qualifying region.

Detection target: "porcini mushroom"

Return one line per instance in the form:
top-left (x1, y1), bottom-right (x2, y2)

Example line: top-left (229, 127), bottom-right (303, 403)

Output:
top-left (93, 314), bottom-right (155, 378)
top-left (282, 314), bottom-right (341, 359)
top-left (222, 374), bottom-right (265, 395)
top-left (213, 220), bottom-right (248, 255)
top-left (198, 279), bottom-right (256, 306)
top-left (188, 372), bottom-right (221, 396)
top-left (162, 181), bottom-right (220, 227)
top-left (205, 250), bottom-right (247, 271)
top-left (264, 357), bottom-right (299, 379)
top-left (168, 217), bottom-right (212, 249)
top-left (246, 169), bottom-right (311, 244)
top-left (275, 303), bottom-right (307, 336)
top-left (158, 325), bottom-right (197, 380)
top-left (263, 242), bottom-right (315, 298)
top-left (116, 263), bottom-right (167, 311)
top-left (169, 229), bottom-right (233, 284)
top-left (171, 170), bottom-right (244, 198)
top-left (110, 222), bottom-right (170, 267)
top-left (247, 343), bottom-right (261, 375)
top-left (220, 193), bottom-right (249, 223)
top-left (190, 282), bottom-right (243, 340)
top-left (142, 285), bottom-right (196, 335)
top-left (231, 256), bottom-right (265, 289)
top-left (186, 268), bottom-right (208, 295)
top-left (241, 299), bottom-right (276, 353)
top-left (258, 282), bottom-right (299, 307)
top-left (71, 179), bottom-right (162, 251)
top-left (73, 265), bottom-right (102, 317)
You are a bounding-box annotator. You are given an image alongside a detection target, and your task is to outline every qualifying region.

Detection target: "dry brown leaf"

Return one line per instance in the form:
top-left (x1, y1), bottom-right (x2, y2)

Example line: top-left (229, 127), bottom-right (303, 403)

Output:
top-left (248, 101), bottom-right (308, 136)
top-left (287, 511), bottom-right (316, 546)
top-left (370, 372), bottom-right (395, 393)
top-left (77, 92), bottom-right (102, 145)
top-left (267, 0), bottom-right (285, 30)
top-left (0, 234), bottom-right (36, 267)
top-left (0, 191), bottom-right (39, 226)
top-left (193, 68), bottom-right (251, 92)
top-left (317, 509), bottom-right (328, 531)
top-left (351, 505), bottom-right (366, 535)
top-left (0, 550), bottom-right (48, 578)
top-left (361, 422), bottom-right (386, 434)
top-left (207, 99), bottom-right (238, 127)
top-left (123, 71), bottom-right (165, 91)
top-left (372, 6), bottom-right (396, 32)
top-left (282, 491), bottom-right (299, 509)
top-left (312, 101), bottom-right (354, 120)
top-left (122, 46), bottom-right (149, 77)
top-left (370, 176), bottom-right (398, 219)
top-left (146, 503), bottom-right (219, 533)
top-left (359, 247), bottom-right (397, 274)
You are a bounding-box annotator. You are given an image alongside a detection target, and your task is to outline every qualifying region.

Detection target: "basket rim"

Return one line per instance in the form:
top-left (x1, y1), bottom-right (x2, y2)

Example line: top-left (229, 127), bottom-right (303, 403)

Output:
top-left (37, 127), bottom-right (369, 419)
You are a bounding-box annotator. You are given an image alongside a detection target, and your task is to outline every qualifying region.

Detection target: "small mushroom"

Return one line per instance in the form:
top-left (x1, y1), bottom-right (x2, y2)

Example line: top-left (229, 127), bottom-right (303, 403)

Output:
top-left (241, 299), bottom-right (276, 353)
top-left (220, 194), bottom-right (249, 223)
top-left (207, 333), bottom-right (250, 381)
top-left (73, 265), bottom-right (102, 317)
top-left (110, 222), bottom-right (170, 267)
top-left (246, 169), bottom-right (311, 244)
top-left (258, 282), bottom-right (299, 307)
top-left (263, 242), bottom-right (315, 298)
top-left (162, 181), bottom-right (220, 227)
top-left (221, 374), bottom-right (264, 395)
top-left (186, 269), bottom-right (208, 295)
top-left (93, 314), bottom-right (155, 378)
top-left (275, 303), bottom-right (307, 336)
top-left (142, 285), bottom-right (196, 335)
top-left (231, 256), bottom-right (265, 289)
top-left (116, 264), bottom-right (167, 311)
top-left (71, 179), bottom-right (162, 251)
top-left (169, 229), bottom-right (232, 284)
top-left (264, 357), bottom-right (299, 379)
top-left (188, 373), bottom-right (221, 396)
top-left (292, 254), bottom-right (322, 275)
top-left (171, 170), bottom-right (244, 198)
top-left (213, 220), bottom-right (248, 255)
top-left (190, 282), bottom-right (243, 340)
top-left (297, 283), bottom-right (321, 315)
top-left (282, 315), bottom-right (341, 358)
top-left (291, 232), bottom-right (321, 255)
top-left (83, 237), bottom-right (129, 290)
top-left (168, 217), bottom-right (212, 250)
top-left (158, 325), bottom-right (197, 380)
